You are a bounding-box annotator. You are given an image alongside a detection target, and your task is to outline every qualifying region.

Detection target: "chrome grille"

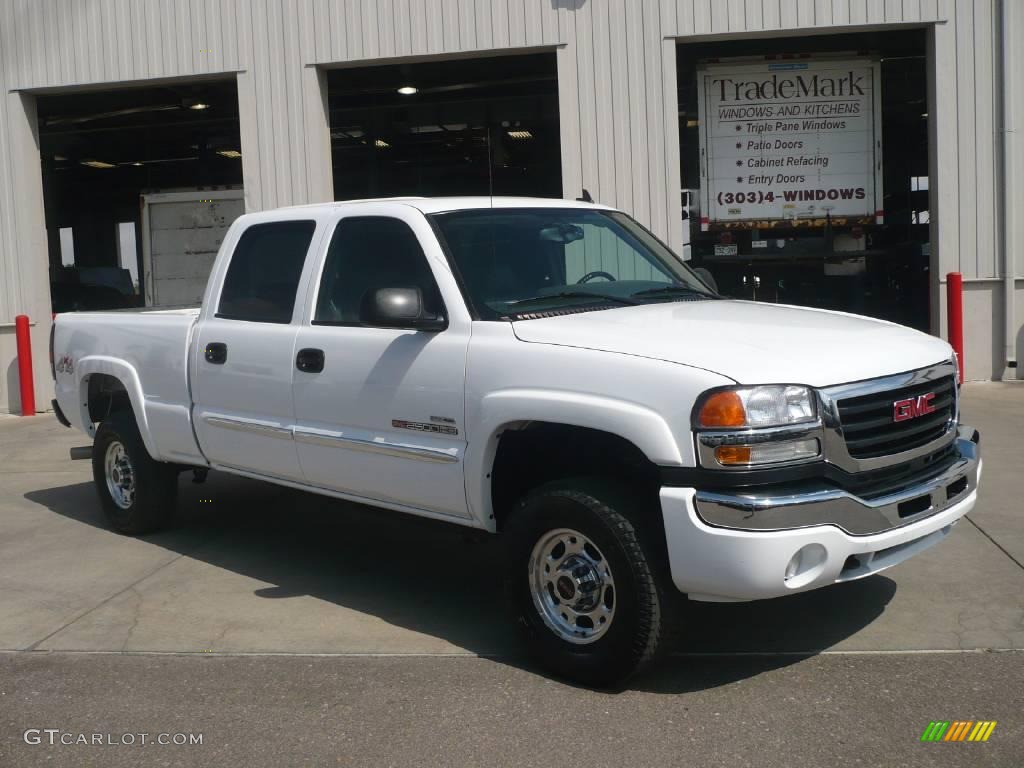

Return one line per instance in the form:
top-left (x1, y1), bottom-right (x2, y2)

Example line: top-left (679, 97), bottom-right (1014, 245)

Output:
top-left (836, 374), bottom-right (956, 459)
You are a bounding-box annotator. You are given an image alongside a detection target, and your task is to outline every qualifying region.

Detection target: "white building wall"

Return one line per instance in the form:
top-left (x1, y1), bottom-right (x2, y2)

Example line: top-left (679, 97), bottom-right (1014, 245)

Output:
top-left (0, 0), bottom-right (1020, 412)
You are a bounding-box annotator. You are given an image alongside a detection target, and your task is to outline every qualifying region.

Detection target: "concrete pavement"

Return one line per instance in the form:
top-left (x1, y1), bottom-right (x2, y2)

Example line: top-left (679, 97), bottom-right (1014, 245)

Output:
top-left (1, 384), bottom-right (1021, 657)
top-left (0, 383), bottom-right (1021, 765)
top-left (959, 382), bottom-right (1024, 567)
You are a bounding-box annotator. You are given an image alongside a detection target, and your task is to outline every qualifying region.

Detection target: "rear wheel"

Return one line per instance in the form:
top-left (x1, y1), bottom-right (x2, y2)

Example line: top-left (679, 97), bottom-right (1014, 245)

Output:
top-left (92, 411), bottom-right (177, 534)
top-left (504, 478), bottom-right (677, 686)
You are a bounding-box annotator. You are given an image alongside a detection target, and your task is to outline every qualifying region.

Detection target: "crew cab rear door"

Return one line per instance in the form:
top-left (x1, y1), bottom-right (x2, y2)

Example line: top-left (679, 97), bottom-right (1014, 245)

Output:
top-left (290, 207), bottom-right (471, 519)
top-left (191, 216), bottom-right (323, 481)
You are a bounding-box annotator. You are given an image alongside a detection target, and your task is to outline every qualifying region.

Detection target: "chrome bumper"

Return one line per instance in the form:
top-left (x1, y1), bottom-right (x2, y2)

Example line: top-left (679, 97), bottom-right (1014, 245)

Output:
top-left (694, 426), bottom-right (980, 536)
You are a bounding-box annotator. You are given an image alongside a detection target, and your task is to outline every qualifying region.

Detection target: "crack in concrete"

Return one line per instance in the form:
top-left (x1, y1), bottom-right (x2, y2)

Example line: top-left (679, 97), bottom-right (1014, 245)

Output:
top-left (951, 608), bottom-right (968, 650)
top-left (964, 514), bottom-right (1024, 571)
top-left (0, 469), bottom-right (90, 474)
top-left (20, 516), bottom-right (235, 653)
top-left (208, 623), bottom-right (233, 651)
top-left (23, 553), bottom-right (187, 652)
top-left (119, 587), bottom-right (143, 652)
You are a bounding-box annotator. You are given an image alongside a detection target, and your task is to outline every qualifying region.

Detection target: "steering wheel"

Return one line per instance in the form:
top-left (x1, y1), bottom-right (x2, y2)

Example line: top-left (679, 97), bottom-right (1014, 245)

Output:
top-left (577, 271), bottom-right (617, 284)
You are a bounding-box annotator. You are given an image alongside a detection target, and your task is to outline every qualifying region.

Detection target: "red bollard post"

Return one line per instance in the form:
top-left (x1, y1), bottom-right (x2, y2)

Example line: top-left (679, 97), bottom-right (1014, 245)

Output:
top-left (14, 314), bottom-right (36, 417)
top-left (946, 272), bottom-right (964, 383)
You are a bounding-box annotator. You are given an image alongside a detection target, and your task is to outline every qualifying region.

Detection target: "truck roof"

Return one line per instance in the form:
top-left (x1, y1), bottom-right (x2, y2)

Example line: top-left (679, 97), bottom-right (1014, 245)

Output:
top-left (273, 196), bottom-right (616, 216)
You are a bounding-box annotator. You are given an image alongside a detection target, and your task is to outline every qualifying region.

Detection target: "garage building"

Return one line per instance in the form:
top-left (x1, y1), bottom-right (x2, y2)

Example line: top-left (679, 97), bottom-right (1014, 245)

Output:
top-left (0, 0), bottom-right (1021, 414)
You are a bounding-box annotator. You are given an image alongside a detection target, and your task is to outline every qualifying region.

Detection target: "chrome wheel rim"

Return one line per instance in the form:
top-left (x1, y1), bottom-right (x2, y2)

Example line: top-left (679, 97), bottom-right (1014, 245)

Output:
top-left (529, 528), bottom-right (615, 644)
top-left (104, 440), bottom-right (135, 510)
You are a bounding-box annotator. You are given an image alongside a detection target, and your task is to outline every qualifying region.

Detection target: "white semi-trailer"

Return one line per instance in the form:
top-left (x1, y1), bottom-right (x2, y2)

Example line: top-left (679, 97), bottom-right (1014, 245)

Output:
top-left (697, 56), bottom-right (884, 230)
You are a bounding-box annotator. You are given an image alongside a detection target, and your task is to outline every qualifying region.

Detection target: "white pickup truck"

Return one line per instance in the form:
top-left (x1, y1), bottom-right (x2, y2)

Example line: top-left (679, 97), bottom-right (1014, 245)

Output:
top-left (51, 197), bottom-right (981, 684)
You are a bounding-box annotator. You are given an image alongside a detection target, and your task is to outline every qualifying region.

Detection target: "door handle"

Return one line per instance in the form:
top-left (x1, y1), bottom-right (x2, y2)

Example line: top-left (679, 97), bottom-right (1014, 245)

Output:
top-left (296, 348), bottom-right (325, 373)
top-left (204, 342), bottom-right (227, 364)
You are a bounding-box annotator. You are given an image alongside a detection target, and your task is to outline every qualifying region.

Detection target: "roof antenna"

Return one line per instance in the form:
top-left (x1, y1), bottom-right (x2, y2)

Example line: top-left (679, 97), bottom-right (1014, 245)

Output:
top-left (577, 188), bottom-right (594, 203)
top-left (486, 125), bottom-right (494, 208)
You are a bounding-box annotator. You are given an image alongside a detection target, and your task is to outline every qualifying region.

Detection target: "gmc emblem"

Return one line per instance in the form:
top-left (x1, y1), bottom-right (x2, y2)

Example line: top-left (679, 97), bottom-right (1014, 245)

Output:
top-left (893, 392), bottom-right (937, 422)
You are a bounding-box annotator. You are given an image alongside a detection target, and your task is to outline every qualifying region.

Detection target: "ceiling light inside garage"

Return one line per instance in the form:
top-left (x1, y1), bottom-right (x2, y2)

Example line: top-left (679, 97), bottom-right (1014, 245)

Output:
top-left (397, 86), bottom-right (418, 95)
top-left (217, 149), bottom-right (242, 158)
top-left (507, 130), bottom-right (533, 140)
top-left (188, 102), bottom-right (210, 110)
top-left (80, 159), bottom-right (116, 169)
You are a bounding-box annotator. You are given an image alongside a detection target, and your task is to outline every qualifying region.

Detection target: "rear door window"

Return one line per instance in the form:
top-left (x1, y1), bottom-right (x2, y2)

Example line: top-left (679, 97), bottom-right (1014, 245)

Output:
top-left (217, 220), bottom-right (316, 323)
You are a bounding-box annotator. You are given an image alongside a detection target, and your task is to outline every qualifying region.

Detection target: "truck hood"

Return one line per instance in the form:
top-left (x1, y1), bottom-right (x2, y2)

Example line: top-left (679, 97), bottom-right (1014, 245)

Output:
top-left (511, 300), bottom-right (952, 387)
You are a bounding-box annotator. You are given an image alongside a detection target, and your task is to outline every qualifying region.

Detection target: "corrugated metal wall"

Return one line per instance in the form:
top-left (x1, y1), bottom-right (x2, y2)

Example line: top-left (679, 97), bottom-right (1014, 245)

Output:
top-left (0, 0), bottom-right (1020, 404)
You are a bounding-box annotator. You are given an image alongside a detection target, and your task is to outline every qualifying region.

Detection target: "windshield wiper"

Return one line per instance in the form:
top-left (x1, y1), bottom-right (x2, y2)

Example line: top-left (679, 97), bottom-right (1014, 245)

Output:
top-left (630, 285), bottom-right (718, 300)
top-left (505, 291), bottom-right (640, 308)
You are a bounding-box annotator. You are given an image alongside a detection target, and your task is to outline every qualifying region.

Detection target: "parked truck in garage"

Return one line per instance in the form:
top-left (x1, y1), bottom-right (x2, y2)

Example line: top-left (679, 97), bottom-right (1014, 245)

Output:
top-left (50, 196), bottom-right (981, 684)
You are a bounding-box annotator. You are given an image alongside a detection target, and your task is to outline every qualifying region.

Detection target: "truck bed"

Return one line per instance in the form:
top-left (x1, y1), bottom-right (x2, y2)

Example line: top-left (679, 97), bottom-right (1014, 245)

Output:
top-left (53, 307), bottom-right (205, 465)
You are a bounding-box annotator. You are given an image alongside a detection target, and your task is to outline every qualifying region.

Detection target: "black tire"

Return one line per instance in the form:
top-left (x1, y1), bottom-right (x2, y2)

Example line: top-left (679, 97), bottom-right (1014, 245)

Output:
top-left (92, 410), bottom-right (178, 534)
top-left (504, 477), bottom-right (677, 686)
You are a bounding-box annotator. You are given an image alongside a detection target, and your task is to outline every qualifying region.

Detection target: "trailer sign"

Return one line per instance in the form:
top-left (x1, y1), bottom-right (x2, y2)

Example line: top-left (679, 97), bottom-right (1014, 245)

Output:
top-left (697, 57), bottom-right (883, 229)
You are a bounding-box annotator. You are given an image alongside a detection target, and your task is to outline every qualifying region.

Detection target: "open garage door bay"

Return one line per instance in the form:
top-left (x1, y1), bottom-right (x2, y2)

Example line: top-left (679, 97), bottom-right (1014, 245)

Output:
top-left (38, 79), bottom-right (243, 312)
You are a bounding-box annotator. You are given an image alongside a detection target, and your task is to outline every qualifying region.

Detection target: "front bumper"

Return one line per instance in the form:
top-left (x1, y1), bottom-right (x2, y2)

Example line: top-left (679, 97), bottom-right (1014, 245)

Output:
top-left (660, 426), bottom-right (981, 602)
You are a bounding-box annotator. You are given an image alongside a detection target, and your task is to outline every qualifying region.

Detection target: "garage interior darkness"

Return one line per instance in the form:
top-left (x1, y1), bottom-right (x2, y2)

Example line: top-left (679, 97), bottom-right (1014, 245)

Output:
top-left (34, 42), bottom-right (929, 323)
top-left (37, 79), bottom-right (242, 310)
top-left (327, 52), bottom-right (561, 201)
top-left (678, 30), bottom-right (930, 331)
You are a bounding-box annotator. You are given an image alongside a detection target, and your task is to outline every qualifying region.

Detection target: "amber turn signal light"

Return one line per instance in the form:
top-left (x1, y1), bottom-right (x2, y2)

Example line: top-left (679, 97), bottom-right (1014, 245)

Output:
top-left (714, 445), bottom-right (752, 465)
top-left (698, 390), bottom-right (747, 428)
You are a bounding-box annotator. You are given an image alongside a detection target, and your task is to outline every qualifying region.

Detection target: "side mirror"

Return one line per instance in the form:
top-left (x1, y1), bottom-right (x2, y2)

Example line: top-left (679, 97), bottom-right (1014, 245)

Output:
top-left (361, 287), bottom-right (447, 331)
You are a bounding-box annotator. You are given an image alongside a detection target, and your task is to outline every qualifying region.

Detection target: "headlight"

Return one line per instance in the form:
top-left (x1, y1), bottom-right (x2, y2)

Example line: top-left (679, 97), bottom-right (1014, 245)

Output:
top-left (696, 385), bottom-right (816, 428)
top-left (694, 385), bottom-right (822, 468)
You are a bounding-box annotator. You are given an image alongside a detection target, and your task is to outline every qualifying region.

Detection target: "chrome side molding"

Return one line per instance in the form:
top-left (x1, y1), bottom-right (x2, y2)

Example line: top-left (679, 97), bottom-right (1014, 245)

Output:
top-left (292, 429), bottom-right (459, 464)
top-left (202, 414), bottom-right (460, 464)
top-left (202, 415), bottom-right (292, 440)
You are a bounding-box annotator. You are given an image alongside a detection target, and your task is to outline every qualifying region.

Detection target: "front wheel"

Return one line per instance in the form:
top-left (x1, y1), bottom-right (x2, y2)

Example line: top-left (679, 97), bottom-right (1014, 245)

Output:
top-left (504, 478), bottom-right (676, 686)
top-left (92, 411), bottom-right (178, 534)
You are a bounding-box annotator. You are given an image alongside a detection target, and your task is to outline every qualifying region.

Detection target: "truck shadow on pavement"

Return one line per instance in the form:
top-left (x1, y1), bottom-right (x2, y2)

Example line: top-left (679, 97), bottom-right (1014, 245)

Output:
top-left (26, 471), bottom-right (896, 694)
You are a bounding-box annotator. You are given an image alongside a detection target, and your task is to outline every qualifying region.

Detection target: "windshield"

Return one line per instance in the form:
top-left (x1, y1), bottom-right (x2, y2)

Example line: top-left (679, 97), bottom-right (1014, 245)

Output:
top-left (429, 208), bottom-right (715, 319)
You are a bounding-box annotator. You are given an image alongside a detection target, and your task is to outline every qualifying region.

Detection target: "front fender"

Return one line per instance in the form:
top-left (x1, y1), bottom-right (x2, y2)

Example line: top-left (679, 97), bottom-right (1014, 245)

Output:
top-left (465, 388), bottom-right (685, 529)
